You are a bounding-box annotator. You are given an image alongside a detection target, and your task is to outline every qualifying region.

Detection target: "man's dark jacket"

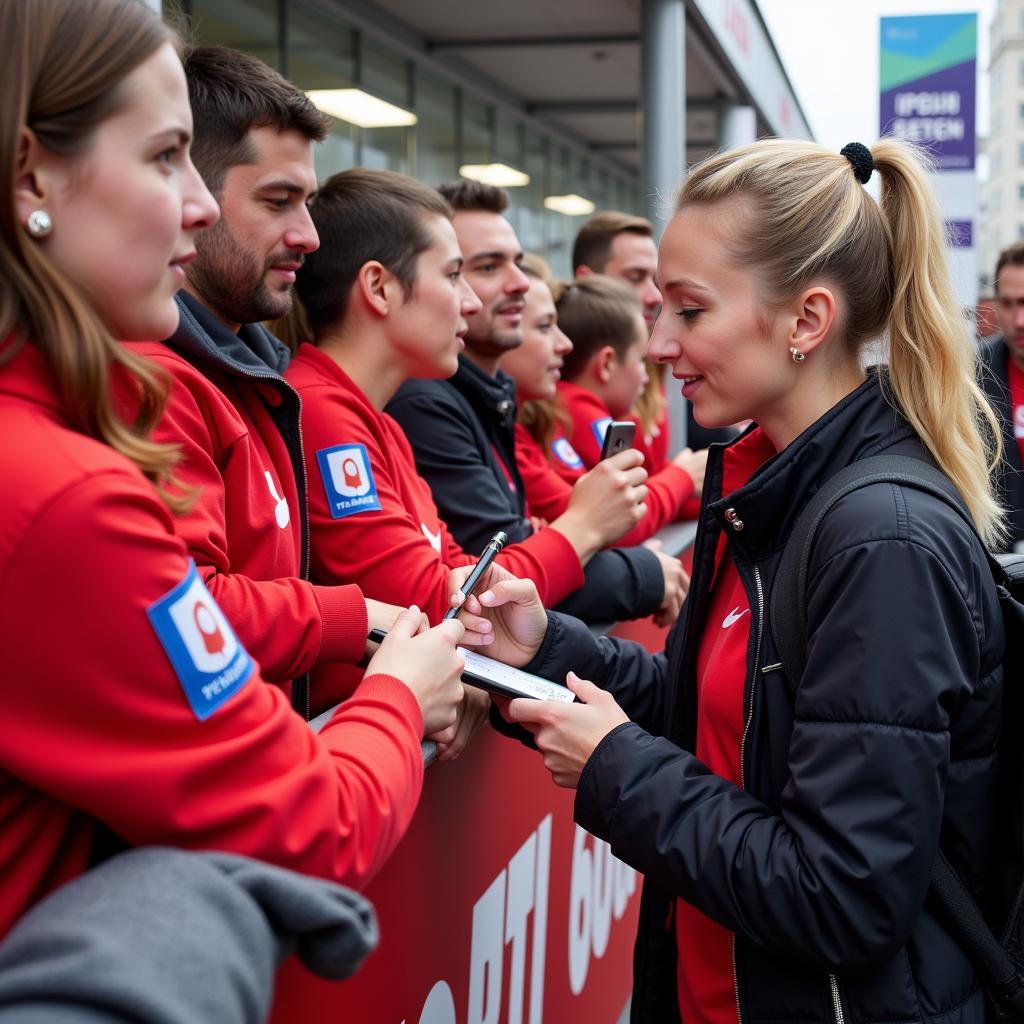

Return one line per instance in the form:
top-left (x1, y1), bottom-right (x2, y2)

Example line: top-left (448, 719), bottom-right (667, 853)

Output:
top-left (521, 373), bottom-right (1003, 1023)
top-left (387, 356), bottom-right (664, 623)
top-left (978, 336), bottom-right (1024, 550)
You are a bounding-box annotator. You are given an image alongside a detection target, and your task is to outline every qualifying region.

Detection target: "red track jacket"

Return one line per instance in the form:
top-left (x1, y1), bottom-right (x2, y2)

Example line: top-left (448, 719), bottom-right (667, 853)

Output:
top-left (0, 341), bottom-right (426, 940)
top-left (286, 344), bottom-right (585, 622)
top-left (514, 422), bottom-right (693, 546)
top-left (116, 322), bottom-right (367, 695)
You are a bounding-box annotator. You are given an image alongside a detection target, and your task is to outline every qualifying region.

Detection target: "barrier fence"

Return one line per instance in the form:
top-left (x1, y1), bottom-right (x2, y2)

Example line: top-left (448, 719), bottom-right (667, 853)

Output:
top-left (275, 523), bottom-right (697, 1024)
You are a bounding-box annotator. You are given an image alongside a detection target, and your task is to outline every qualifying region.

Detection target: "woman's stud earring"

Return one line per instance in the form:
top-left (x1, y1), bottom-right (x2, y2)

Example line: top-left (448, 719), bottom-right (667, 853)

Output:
top-left (26, 210), bottom-right (53, 238)
top-left (790, 346), bottom-right (806, 364)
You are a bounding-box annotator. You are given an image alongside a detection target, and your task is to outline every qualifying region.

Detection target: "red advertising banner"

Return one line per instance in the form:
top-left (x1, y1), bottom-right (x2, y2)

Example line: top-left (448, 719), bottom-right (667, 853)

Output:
top-left (272, 618), bottom-right (671, 1024)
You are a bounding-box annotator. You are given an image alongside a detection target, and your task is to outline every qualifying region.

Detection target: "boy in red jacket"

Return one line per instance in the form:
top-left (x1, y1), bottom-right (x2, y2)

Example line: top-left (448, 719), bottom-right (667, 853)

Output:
top-left (554, 277), bottom-right (707, 513)
top-left (284, 171), bottom-right (656, 737)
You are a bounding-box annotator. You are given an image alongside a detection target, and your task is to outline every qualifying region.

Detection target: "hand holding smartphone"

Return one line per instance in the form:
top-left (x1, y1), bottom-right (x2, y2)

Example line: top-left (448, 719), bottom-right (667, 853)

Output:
top-left (599, 420), bottom-right (637, 460)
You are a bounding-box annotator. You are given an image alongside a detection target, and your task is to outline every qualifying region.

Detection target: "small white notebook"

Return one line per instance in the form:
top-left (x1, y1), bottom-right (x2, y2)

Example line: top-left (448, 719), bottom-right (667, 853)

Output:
top-left (458, 648), bottom-right (576, 702)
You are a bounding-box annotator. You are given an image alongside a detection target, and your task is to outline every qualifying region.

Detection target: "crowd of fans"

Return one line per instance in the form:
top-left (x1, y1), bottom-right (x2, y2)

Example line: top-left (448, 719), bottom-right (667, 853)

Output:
top-left (1, 1), bottom-right (1018, 1022)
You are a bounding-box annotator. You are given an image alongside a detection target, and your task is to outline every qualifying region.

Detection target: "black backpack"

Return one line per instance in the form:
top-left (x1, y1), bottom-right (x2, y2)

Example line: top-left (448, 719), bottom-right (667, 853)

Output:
top-left (769, 454), bottom-right (1024, 1022)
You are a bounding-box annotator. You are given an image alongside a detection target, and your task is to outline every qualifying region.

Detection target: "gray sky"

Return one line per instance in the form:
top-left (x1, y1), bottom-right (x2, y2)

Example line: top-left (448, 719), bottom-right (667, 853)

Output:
top-left (758, 0), bottom-right (996, 152)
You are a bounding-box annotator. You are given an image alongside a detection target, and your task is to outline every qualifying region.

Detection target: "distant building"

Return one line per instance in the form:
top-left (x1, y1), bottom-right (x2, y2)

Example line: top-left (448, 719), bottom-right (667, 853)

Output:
top-left (981, 0), bottom-right (1024, 288)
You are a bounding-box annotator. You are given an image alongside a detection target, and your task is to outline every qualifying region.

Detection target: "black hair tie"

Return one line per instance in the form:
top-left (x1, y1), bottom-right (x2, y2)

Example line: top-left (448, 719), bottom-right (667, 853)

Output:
top-left (841, 142), bottom-right (873, 184)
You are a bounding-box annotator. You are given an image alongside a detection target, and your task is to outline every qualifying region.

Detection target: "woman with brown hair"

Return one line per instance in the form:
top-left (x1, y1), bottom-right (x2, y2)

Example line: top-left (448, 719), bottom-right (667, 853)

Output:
top-left (0, 0), bottom-right (468, 939)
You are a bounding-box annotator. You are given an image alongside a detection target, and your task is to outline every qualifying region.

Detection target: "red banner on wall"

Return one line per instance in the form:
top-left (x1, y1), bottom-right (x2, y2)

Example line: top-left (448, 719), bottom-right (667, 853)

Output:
top-left (271, 728), bottom-right (640, 1023)
top-left (272, 614), bottom-right (677, 1023)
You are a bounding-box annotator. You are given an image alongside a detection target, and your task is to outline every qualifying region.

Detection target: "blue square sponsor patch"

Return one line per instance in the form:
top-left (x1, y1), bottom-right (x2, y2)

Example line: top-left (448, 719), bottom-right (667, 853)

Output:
top-left (316, 442), bottom-right (382, 519)
top-left (148, 561), bottom-right (255, 721)
top-left (552, 436), bottom-right (584, 470)
top-left (590, 416), bottom-right (613, 448)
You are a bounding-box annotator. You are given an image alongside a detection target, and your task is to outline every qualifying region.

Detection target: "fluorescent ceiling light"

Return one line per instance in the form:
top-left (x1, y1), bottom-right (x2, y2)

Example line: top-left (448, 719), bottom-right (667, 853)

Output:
top-left (459, 163), bottom-right (531, 188)
top-left (307, 88), bottom-right (417, 128)
top-left (544, 194), bottom-right (596, 216)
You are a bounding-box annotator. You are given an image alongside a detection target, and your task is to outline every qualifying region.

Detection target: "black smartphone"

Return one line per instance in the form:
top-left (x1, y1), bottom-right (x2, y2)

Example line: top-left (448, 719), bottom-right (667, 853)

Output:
top-left (599, 420), bottom-right (636, 460)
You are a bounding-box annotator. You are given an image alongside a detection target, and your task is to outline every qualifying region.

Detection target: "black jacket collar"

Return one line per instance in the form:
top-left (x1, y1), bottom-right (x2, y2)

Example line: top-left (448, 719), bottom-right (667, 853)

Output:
top-left (450, 355), bottom-right (518, 432)
top-left (704, 371), bottom-right (916, 560)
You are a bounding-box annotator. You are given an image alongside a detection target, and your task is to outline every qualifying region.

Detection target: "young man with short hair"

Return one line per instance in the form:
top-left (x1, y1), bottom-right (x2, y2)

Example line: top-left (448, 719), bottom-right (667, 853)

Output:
top-left (114, 47), bottom-right (405, 715)
top-left (981, 242), bottom-right (1024, 550)
top-left (573, 211), bottom-right (663, 327)
top-left (285, 170), bottom-right (654, 726)
top-left (387, 182), bottom-right (687, 626)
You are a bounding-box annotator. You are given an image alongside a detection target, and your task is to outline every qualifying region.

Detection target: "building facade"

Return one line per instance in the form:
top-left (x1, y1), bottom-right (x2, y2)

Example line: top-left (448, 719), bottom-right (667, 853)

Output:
top-left (981, 0), bottom-right (1024, 288)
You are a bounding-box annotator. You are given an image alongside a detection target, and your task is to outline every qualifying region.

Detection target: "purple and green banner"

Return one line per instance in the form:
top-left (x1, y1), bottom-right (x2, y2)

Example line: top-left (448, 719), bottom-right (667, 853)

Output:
top-left (880, 14), bottom-right (976, 170)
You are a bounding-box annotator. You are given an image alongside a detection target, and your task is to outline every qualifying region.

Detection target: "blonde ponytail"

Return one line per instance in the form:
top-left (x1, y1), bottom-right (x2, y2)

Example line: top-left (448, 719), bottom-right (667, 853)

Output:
top-left (677, 137), bottom-right (1005, 547)
top-left (871, 139), bottom-right (1004, 546)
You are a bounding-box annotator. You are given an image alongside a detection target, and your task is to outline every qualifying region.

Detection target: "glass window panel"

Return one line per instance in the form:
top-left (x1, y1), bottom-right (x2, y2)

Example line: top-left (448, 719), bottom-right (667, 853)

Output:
top-left (361, 126), bottom-right (409, 173)
top-left (188, 0), bottom-right (279, 69)
top-left (494, 109), bottom-right (524, 168)
top-left (287, 0), bottom-right (356, 89)
top-left (415, 70), bottom-right (458, 186)
top-left (461, 95), bottom-right (494, 167)
top-left (286, 1), bottom-right (358, 181)
top-left (510, 128), bottom-right (548, 260)
top-left (356, 38), bottom-right (412, 174)
top-left (361, 37), bottom-right (411, 108)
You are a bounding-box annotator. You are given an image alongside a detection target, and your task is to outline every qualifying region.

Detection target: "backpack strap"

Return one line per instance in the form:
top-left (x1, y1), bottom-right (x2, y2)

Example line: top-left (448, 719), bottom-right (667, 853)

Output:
top-left (770, 455), bottom-right (1024, 1017)
top-left (769, 453), bottom-right (975, 693)
top-left (930, 851), bottom-right (1024, 1019)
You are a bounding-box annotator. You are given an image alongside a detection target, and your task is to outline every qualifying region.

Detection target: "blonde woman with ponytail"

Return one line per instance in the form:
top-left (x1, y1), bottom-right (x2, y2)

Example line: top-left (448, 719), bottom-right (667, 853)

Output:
top-left (455, 138), bottom-right (1005, 1024)
top-left (0, 0), bottom-right (468, 940)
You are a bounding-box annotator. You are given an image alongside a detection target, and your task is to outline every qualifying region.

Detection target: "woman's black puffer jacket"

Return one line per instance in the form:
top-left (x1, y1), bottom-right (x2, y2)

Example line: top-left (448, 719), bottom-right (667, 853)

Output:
top-left (523, 373), bottom-right (1004, 1024)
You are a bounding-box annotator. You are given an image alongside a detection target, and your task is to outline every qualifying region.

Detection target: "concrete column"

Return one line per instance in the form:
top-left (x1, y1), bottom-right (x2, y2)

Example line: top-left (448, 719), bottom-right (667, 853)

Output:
top-left (642, 0), bottom-right (688, 450)
top-left (719, 104), bottom-right (757, 151)
top-left (641, 0), bottom-right (686, 240)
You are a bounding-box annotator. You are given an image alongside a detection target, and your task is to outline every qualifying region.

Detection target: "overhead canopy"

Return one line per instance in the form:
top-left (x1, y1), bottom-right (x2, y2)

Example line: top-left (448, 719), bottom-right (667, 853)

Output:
top-left (338, 0), bottom-right (813, 173)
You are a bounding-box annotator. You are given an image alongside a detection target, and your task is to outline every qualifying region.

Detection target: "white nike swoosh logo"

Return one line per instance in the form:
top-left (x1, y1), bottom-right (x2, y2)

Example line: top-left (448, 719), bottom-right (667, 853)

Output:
top-left (722, 607), bottom-right (749, 628)
top-left (421, 523), bottom-right (442, 553)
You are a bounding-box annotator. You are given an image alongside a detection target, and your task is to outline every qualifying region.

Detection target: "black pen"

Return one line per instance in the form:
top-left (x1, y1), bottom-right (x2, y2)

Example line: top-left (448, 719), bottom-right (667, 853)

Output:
top-left (443, 530), bottom-right (508, 621)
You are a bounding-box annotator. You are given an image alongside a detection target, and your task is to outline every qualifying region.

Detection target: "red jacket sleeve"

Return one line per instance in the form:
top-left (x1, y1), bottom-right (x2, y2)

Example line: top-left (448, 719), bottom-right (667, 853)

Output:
top-left (300, 385), bottom-right (584, 616)
top-left (1, 469), bottom-right (423, 892)
top-left (517, 423), bottom-right (694, 547)
top-left (615, 464), bottom-right (694, 545)
top-left (301, 386), bottom-right (476, 624)
top-left (137, 357), bottom-right (367, 681)
top-left (514, 423), bottom-right (573, 522)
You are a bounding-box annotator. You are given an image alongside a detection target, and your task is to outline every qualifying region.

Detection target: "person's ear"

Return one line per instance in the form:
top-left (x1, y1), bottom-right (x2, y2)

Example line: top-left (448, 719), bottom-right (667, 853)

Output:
top-left (356, 262), bottom-right (393, 318)
top-left (575, 265), bottom-right (595, 279)
top-left (595, 344), bottom-right (618, 384)
top-left (787, 286), bottom-right (836, 361)
top-left (14, 128), bottom-right (54, 231)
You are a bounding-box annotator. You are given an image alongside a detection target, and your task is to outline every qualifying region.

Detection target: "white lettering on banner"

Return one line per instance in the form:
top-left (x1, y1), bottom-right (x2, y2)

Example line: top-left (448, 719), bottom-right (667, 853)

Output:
top-left (894, 91), bottom-right (961, 117)
top-left (888, 117), bottom-right (965, 143)
top-left (407, 815), bottom-right (552, 1024)
top-left (200, 653), bottom-right (250, 700)
top-left (567, 826), bottom-right (637, 996)
top-left (468, 816), bottom-right (551, 1024)
top-left (414, 981), bottom-right (458, 1024)
top-left (1014, 405), bottom-right (1024, 440)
